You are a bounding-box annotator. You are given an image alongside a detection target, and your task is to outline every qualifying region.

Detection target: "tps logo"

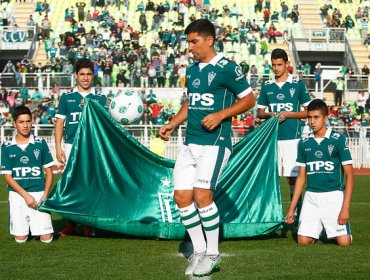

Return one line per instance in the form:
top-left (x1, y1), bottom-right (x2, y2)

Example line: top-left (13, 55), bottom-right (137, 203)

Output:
top-left (269, 103), bottom-right (293, 112)
top-left (307, 161), bottom-right (334, 172)
top-left (13, 167), bottom-right (41, 177)
top-left (188, 93), bottom-right (214, 106)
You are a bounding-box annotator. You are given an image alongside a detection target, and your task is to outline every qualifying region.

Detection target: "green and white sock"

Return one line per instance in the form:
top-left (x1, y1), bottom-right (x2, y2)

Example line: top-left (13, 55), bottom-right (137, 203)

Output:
top-left (199, 202), bottom-right (220, 256)
top-left (179, 203), bottom-right (206, 253)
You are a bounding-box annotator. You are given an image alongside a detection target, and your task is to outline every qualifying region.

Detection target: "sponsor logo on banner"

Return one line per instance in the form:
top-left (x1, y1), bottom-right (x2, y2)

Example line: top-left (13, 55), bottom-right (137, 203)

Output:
top-left (157, 176), bottom-right (181, 223)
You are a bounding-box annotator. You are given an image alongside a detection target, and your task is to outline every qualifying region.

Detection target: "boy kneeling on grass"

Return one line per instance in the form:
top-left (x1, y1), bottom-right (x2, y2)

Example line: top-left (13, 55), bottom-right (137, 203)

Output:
top-left (285, 99), bottom-right (354, 246)
top-left (1, 105), bottom-right (54, 243)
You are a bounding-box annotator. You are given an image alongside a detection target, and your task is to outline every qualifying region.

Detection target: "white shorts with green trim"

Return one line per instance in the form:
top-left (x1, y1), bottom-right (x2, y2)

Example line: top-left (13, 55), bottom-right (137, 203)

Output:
top-left (173, 144), bottom-right (231, 191)
top-left (278, 139), bottom-right (299, 177)
top-left (9, 191), bottom-right (54, 236)
top-left (298, 190), bottom-right (352, 239)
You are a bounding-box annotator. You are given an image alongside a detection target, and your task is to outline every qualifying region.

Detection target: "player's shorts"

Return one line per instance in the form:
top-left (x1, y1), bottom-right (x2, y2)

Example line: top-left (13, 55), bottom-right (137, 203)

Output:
top-left (65, 143), bottom-right (73, 162)
top-left (298, 191), bottom-right (352, 239)
top-left (9, 191), bottom-right (54, 236)
top-left (173, 144), bottom-right (231, 190)
top-left (278, 139), bottom-right (299, 177)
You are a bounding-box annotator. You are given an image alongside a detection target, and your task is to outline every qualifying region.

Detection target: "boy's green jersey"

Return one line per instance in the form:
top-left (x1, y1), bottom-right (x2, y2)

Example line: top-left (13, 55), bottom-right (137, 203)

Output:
top-left (56, 88), bottom-right (107, 144)
top-left (1, 135), bottom-right (54, 192)
top-left (258, 74), bottom-right (311, 140)
top-left (296, 128), bottom-right (353, 192)
top-left (185, 53), bottom-right (252, 150)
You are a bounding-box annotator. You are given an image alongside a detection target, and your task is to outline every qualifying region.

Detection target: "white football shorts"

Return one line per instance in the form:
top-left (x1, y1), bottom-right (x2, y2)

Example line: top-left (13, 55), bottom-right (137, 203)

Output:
top-left (173, 144), bottom-right (231, 190)
top-left (9, 191), bottom-right (54, 236)
top-left (65, 143), bottom-right (73, 162)
top-left (298, 191), bottom-right (352, 239)
top-left (278, 139), bottom-right (299, 177)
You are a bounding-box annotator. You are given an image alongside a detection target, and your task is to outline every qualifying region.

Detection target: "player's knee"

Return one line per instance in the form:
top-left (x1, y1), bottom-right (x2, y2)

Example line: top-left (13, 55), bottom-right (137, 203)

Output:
top-left (193, 191), bottom-right (213, 208)
top-left (297, 235), bottom-right (315, 245)
top-left (14, 236), bottom-right (28, 244)
top-left (173, 191), bottom-right (193, 208)
top-left (40, 233), bottom-right (53, 243)
top-left (337, 235), bottom-right (351, 247)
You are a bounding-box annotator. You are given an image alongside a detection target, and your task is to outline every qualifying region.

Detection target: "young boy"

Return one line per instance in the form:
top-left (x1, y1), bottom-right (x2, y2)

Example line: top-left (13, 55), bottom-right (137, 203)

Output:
top-left (1, 105), bottom-right (54, 243)
top-left (285, 99), bottom-right (354, 246)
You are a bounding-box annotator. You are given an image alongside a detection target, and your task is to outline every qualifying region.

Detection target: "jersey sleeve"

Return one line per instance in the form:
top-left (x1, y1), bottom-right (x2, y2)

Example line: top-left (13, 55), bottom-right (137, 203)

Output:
top-left (338, 135), bottom-right (353, 165)
top-left (296, 139), bottom-right (306, 167)
top-left (55, 93), bottom-right (67, 119)
top-left (299, 80), bottom-right (311, 107)
top-left (41, 140), bottom-right (54, 168)
top-left (0, 144), bottom-right (12, 174)
top-left (224, 63), bottom-right (252, 98)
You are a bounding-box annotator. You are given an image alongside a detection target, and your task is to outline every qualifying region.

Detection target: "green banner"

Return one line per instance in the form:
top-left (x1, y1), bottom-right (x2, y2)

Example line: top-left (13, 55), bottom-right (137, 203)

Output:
top-left (2, 30), bottom-right (28, 43)
top-left (40, 100), bottom-right (284, 239)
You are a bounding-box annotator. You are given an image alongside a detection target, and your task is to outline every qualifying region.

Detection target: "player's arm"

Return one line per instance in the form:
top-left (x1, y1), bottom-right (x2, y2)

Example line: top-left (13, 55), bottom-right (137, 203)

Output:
top-left (285, 165), bottom-right (306, 224)
top-left (38, 167), bottom-right (53, 206)
top-left (159, 100), bottom-right (188, 141)
top-left (3, 174), bottom-right (37, 209)
top-left (54, 118), bottom-right (66, 164)
top-left (202, 93), bottom-right (255, 131)
top-left (257, 107), bottom-right (276, 119)
top-left (338, 164), bottom-right (354, 225)
top-left (279, 106), bottom-right (308, 122)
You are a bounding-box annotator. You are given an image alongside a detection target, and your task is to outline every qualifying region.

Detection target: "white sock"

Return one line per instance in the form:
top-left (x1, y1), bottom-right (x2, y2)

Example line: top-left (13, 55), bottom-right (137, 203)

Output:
top-left (179, 203), bottom-right (206, 254)
top-left (199, 202), bottom-right (220, 256)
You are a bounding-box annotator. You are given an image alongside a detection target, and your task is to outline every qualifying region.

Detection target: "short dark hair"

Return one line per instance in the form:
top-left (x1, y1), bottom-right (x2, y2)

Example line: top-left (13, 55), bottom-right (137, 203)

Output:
top-left (13, 105), bottom-right (32, 121)
top-left (184, 19), bottom-right (216, 44)
top-left (307, 99), bottom-right (328, 116)
top-left (271, 48), bottom-right (288, 62)
top-left (75, 58), bottom-right (94, 74)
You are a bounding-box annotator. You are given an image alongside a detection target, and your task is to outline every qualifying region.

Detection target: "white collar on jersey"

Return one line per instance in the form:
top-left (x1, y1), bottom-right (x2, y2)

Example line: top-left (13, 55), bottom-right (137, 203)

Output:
top-left (308, 127), bottom-right (332, 139)
top-left (72, 87), bottom-right (97, 96)
top-left (198, 53), bottom-right (224, 70)
top-left (10, 134), bottom-right (35, 146)
top-left (271, 73), bottom-right (295, 84)
top-left (207, 53), bottom-right (224, 66)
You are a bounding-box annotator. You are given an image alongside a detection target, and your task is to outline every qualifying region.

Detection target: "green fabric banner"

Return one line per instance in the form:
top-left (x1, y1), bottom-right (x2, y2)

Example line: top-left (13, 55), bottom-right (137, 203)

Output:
top-left (40, 100), bottom-right (284, 239)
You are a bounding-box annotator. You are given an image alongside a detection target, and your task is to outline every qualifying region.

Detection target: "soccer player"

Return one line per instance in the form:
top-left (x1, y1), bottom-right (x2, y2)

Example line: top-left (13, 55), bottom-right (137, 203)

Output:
top-left (55, 58), bottom-right (107, 237)
top-left (285, 99), bottom-right (354, 246)
top-left (1, 105), bottom-right (54, 243)
top-left (159, 19), bottom-right (255, 276)
top-left (257, 48), bottom-right (311, 214)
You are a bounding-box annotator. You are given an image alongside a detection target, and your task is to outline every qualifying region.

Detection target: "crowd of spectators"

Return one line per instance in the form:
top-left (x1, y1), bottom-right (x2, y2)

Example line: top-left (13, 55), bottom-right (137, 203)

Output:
top-left (321, 1), bottom-right (370, 41)
top-left (0, 0), bottom-right (370, 131)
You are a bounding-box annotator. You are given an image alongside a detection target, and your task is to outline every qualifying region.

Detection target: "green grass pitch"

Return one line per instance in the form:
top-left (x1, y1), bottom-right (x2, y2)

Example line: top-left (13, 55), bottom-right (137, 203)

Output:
top-left (0, 175), bottom-right (369, 279)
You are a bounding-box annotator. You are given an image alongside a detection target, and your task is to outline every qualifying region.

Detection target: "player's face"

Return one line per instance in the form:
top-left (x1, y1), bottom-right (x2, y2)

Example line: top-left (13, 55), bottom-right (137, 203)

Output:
top-left (14, 114), bottom-right (32, 138)
top-left (187, 32), bottom-right (214, 62)
top-left (307, 109), bottom-right (328, 135)
top-left (75, 67), bottom-right (93, 91)
top-left (272, 58), bottom-right (289, 80)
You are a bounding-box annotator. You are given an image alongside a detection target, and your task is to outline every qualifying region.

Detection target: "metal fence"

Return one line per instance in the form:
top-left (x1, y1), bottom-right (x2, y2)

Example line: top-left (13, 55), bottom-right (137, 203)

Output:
top-left (1, 124), bottom-right (369, 168)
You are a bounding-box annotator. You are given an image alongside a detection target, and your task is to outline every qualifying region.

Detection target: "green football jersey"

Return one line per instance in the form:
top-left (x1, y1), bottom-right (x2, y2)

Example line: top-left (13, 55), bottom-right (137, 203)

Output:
top-left (1, 134), bottom-right (54, 192)
top-left (296, 128), bottom-right (353, 192)
top-left (185, 53), bottom-right (252, 150)
top-left (258, 74), bottom-right (311, 140)
top-left (56, 88), bottom-right (107, 144)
